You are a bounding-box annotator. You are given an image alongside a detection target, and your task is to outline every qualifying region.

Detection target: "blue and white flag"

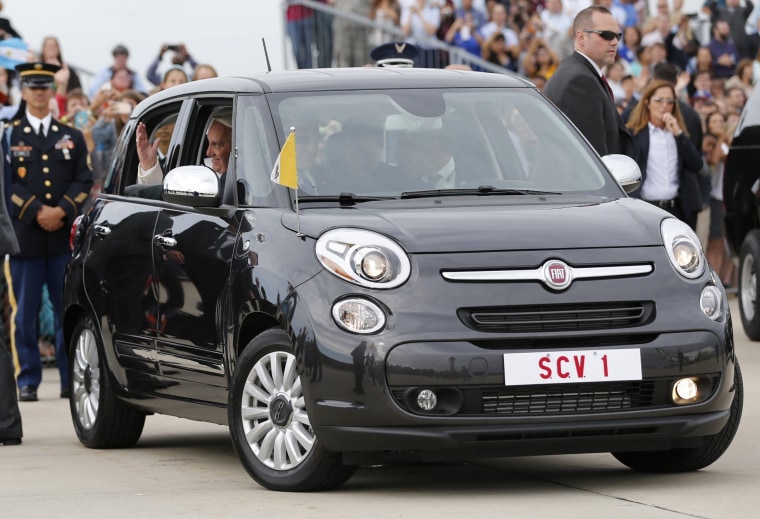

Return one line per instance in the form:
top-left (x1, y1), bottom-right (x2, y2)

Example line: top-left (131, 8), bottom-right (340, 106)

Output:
top-left (0, 38), bottom-right (28, 70)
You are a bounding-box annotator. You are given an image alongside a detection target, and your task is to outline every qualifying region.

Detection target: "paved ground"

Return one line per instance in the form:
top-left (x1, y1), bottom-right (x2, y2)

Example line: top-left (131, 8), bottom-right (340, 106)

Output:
top-left (1, 297), bottom-right (758, 518)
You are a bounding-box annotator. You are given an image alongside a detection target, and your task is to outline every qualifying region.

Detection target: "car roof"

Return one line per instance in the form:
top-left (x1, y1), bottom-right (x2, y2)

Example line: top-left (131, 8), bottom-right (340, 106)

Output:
top-left (133, 68), bottom-right (534, 117)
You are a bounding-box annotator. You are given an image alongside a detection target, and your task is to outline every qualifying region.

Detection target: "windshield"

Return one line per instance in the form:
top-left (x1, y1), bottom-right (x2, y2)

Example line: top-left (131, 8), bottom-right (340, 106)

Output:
top-left (267, 88), bottom-right (619, 198)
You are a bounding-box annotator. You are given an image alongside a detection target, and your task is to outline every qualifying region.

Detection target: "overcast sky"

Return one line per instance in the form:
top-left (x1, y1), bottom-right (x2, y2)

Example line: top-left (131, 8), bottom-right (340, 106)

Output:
top-left (3, 0), bottom-right (288, 86)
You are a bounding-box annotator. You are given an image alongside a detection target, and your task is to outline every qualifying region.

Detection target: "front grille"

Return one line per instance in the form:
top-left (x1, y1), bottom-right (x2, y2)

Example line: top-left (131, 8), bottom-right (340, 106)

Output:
top-left (391, 376), bottom-right (720, 416)
top-left (459, 302), bottom-right (655, 333)
top-left (478, 381), bottom-right (662, 414)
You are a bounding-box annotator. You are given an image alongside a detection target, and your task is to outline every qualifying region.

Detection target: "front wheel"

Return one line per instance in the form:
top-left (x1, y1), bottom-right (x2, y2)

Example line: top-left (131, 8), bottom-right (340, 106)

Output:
top-left (69, 315), bottom-right (145, 448)
top-left (228, 328), bottom-right (356, 491)
top-left (612, 362), bottom-right (743, 472)
top-left (739, 230), bottom-right (760, 340)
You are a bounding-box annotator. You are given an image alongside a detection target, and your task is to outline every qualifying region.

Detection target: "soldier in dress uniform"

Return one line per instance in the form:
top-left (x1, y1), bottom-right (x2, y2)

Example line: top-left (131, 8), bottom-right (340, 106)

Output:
top-left (370, 41), bottom-right (418, 68)
top-left (0, 116), bottom-right (22, 445)
top-left (6, 62), bottom-right (93, 402)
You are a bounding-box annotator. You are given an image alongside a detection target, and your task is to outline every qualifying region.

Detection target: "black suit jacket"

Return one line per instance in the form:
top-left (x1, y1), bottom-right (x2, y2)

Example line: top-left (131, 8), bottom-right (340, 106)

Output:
top-left (543, 52), bottom-right (633, 158)
top-left (629, 127), bottom-right (705, 217)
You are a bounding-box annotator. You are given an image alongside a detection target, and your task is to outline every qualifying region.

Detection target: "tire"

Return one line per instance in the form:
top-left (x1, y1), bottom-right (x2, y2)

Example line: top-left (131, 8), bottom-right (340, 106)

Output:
top-left (739, 230), bottom-right (760, 340)
top-left (612, 362), bottom-right (743, 473)
top-left (228, 327), bottom-right (356, 491)
top-left (69, 315), bottom-right (145, 448)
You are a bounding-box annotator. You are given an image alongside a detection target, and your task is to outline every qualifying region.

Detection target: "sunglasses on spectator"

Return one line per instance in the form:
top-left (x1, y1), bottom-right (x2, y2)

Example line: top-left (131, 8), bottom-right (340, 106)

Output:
top-left (651, 97), bottom-right (675, 105)
top-left (583, 29), bottom-right (623, 41)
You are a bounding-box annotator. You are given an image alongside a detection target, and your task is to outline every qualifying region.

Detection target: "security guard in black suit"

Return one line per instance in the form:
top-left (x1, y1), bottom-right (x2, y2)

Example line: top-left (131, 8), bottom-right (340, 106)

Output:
top-left (6, 62), bottom-right (93, 402)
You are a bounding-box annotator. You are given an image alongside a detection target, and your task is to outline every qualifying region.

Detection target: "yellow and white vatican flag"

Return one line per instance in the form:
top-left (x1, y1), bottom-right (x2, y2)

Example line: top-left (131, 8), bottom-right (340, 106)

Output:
top-left (270, 129), bottom-right (298, 189)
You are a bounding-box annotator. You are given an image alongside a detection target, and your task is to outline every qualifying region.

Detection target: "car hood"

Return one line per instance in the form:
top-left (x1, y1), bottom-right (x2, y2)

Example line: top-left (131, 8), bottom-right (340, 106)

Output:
top-left (282, 197), bottom-right (668, 253)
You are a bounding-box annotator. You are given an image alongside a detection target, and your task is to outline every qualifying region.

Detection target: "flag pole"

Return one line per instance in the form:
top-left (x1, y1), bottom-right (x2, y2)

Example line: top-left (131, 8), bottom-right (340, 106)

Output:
top-left (290, 127), bottom-right (303, 237)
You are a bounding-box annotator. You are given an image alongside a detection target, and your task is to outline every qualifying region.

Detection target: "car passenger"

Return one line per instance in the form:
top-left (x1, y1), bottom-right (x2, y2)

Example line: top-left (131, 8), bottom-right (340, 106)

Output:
top-left (136, 113), bottom-right (232, 184)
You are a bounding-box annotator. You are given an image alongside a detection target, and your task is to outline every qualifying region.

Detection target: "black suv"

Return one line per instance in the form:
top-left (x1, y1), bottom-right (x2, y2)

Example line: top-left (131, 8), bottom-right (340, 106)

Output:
top-left (64, 68), bottom-right (741, 491)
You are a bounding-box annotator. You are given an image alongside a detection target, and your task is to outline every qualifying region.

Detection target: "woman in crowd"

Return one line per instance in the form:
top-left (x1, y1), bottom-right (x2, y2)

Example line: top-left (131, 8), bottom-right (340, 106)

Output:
top-left (481, 31), bottom-right (518, 72)
top-left (725, 58), bottom-right (755, 100)
top-left (192, 64), bottom-right (218, 81)
top-left (369, 0), bottom-right (401, 47)
top-left (39, 36), bottom-right (81, 94)
top-left (91, 90), bottom-right (145, 179)
top-left (627, 80), bottom-right (704, 229)
top-left (605, 59), bottom-right (627, 104)
top-left (617, 25), bottom-right (642, 66)
top-left (89, 67), bottom-right (135, 117)
top-left (521, 35), bottom-right (559, 80)
top-left (444, 8), bottom-right (482, 64)
top-left (702, 110), bottom-right (736, 288)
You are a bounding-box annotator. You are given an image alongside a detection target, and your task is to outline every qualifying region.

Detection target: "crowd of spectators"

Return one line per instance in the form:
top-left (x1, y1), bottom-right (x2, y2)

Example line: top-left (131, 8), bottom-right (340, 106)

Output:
top-left (0, 4), bottom-right (220, 189)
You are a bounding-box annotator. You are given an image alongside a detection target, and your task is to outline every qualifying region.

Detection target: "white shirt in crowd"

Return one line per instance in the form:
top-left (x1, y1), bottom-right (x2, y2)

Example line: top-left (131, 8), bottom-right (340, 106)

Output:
top-left (640, 123), bottom-right (679, 201)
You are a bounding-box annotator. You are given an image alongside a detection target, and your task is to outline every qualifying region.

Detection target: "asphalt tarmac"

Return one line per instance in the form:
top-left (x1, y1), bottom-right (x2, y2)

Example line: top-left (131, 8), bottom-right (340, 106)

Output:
top-left (1, 297), bottom-right (758, 518)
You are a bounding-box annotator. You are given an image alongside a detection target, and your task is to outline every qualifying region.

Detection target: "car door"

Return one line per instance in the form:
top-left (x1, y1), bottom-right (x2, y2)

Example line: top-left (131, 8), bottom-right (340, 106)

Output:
top-left (83, 101), bottom-right (186, 393)
top-left (152, 100), bottom-right (237, 404)
top-left (84, 199), bottom-right (162, 391)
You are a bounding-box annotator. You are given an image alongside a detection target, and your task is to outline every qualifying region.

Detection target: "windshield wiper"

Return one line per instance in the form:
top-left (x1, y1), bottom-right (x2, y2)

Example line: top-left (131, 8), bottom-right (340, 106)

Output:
top-left (400, 186), bottom-right (561, 199)
top-left (297, 193), bottom-right (397, 206)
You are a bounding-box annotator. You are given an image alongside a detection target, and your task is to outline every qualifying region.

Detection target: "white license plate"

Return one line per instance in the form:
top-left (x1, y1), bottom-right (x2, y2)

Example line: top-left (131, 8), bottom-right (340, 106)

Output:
top-left (503, 349), bottom-right (642, 386)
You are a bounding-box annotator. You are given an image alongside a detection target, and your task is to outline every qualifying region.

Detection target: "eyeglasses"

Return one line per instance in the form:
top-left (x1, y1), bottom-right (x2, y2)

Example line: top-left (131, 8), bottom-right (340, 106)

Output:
top-left (583, 29), bottom-right (623, 41)
top-left (650, 97), bottom-right (675, 105)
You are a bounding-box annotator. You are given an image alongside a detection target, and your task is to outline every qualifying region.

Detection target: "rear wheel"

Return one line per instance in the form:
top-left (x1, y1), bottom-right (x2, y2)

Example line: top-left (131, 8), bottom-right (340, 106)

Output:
top-left (69, 315), bottom-right (145, 448)
top-left (228, 328), bottom-right (356, 491)
top-left (612, 363), bottom-right (743, 472)
top-left (739, 230), bottom-right (760, 340)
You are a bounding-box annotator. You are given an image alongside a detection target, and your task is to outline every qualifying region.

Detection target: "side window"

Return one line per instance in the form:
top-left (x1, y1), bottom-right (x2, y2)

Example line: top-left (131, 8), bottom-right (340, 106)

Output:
top-left (236, 96), bottom-right (277, 206)
top-left (120, 102), bottom-right (183, 198)
top-left (178, 101), bottom-right (234, 200)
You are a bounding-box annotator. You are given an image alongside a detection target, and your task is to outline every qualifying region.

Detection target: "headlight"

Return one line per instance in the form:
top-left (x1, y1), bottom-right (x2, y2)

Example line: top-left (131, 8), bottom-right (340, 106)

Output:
top-left (660, 218), bottom-right (705, 279)
top-left (316, 229), bottom-right (411, 289)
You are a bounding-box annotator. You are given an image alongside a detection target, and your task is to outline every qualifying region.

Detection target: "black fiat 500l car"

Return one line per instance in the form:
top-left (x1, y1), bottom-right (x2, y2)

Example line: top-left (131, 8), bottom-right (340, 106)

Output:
top-left (64, 68), bottom-right (741, 492)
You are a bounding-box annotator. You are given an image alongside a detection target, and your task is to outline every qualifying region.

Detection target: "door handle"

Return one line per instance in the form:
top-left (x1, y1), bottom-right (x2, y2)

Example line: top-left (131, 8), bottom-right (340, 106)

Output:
top-left (93, 225), bottom-right (111, 236)
top-left (154, 235), bottom-right (177, 248)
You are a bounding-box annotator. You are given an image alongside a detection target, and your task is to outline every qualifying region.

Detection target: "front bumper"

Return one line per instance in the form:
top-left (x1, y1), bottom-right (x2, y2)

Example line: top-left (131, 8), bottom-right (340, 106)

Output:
top-left (294, 246), bottom-right (735, 457)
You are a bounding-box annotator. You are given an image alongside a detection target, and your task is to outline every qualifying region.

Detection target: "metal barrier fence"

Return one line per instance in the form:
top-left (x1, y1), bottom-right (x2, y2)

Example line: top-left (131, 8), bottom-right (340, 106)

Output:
top-left (282, 0), bottom-right (519, 75)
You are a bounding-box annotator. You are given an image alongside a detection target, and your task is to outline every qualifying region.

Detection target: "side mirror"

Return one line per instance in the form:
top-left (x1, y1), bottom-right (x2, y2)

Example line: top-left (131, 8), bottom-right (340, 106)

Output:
top-left (602, 154), bottom-right (641, 194)
top-left (162, 165), bottom-right (221, 207)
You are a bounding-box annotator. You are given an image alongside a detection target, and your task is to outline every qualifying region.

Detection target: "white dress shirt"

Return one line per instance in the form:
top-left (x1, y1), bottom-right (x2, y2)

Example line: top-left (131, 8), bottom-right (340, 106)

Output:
top-left (640, 123), bottom-right (679, 201)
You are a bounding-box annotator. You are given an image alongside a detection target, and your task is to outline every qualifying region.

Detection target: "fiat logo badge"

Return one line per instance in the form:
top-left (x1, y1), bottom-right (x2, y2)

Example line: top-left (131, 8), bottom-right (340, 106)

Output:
top-left (542, 260), bottom-right (572, 290)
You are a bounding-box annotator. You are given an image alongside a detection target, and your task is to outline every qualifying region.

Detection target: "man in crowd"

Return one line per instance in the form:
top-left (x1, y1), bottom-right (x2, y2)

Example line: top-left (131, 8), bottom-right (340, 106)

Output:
top-left (544, 5), bottom-right (633, 157)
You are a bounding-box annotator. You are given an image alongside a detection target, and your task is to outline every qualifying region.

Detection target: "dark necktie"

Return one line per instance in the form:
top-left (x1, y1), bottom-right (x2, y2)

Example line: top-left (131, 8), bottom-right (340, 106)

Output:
top-left (38, 122), bottom-right (44, 137)
top-left (601, 75), bottom-right (614, 101)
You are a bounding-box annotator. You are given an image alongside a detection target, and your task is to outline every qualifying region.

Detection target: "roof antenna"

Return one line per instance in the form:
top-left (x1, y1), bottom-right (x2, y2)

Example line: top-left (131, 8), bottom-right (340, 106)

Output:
top-left (262, 38), bottom-right (272, 72)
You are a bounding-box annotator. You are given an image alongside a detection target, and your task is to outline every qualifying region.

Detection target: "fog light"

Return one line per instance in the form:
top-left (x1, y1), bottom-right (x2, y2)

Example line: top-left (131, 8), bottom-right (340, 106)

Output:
top-left (332, 298), bottom-right (386, 334)
top-left (673, 378), bottom-right (699, 404)
top-left (700, 285), bottom-right (722, 320)
top-left (417, 389), bottom-right (438, 411)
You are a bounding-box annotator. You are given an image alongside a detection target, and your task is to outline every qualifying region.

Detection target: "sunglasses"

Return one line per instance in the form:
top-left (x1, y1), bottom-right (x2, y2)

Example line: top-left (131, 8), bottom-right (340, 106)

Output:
top-left (650, 97), bottom-right (675, 105)
top-left (583, 29), bottom-right (623, 41)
